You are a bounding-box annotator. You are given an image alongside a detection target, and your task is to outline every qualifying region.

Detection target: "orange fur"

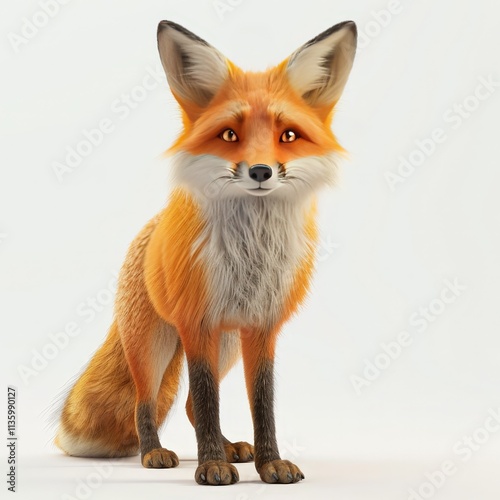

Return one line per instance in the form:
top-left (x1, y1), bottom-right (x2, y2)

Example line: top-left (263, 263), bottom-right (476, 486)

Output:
top-left (56, 21), bottom-right (356, 481)
top-left (170, 67), bottom-right (343, 163)
top-left (57, 218), bottom-right (185, 457)
top-left (56, 68), bottom-right (335, 457)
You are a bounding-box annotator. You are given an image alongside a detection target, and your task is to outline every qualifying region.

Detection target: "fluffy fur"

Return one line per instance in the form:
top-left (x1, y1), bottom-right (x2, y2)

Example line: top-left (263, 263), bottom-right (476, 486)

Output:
top-left (55, 19), bottom-right (357, 486)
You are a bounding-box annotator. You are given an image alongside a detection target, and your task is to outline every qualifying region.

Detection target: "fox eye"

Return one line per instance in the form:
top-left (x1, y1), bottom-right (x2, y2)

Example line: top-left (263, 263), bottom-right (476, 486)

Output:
top-left (220, 129), bottom-right (239, 142)
top-left (280, 130), bottom-right (299, 143)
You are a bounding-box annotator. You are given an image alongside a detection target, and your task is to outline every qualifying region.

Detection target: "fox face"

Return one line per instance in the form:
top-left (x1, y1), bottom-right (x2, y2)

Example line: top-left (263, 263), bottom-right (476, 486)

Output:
top-left (157, 21), bottom-right (357, 201)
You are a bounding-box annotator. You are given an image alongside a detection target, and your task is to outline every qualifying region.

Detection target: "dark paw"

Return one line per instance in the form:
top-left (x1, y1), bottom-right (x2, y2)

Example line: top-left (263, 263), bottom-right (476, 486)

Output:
top-left (258, 459), bottom-right (304, 484)
top-left (224, 441), bottom-right (255, 463)
top-left (195, 460), bottom-right (239, 485)
top-left (141, 448), bottom-right (179, 468)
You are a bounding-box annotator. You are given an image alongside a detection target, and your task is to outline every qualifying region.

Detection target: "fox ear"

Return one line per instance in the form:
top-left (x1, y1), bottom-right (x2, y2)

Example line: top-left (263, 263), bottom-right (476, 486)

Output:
top-left (286, 21), bottom-right (357, 108)
top-left (157, 21), bottom-right (229, 109)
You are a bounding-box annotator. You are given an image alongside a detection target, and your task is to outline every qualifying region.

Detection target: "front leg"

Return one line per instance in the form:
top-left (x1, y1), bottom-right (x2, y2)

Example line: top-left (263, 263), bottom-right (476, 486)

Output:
top-left (186, 391), bottom-right (255, 463)
top-left (183, 330), bottom-right (239, 486)
top-left (241, 327), bottom-right (305, 484)
top-left (185, 330), bottom-right (255, 463)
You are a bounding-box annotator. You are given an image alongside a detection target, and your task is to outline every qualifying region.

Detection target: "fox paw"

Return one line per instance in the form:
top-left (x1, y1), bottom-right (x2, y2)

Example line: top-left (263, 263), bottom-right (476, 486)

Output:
top-left (142, 448), bottom-right (179, 468)
top-left (195, 460), bottom-right (239, 485)
top-left (224, 441), bottom-right (255, 463)
top-left (258, 459), bottom-right (304, 484)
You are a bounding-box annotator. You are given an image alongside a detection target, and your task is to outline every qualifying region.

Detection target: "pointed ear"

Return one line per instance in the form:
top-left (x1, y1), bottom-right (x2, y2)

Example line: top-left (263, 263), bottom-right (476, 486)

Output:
top-left (157, 21), bottom-right (229, 110)
top-left (286, 21), bottom-right (357, 109)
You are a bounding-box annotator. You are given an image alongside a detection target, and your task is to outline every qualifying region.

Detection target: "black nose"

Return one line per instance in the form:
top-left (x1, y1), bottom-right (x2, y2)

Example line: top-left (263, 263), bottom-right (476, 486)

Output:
top-left (249, 164), bottom-right (273, 183)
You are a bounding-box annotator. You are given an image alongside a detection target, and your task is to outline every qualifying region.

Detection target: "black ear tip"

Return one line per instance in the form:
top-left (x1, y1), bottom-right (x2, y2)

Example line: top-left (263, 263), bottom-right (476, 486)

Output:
top-left (157, 20), bottom-right (175, 34)
top-left (304, 20), bottom-right (358, 48)
top-left (345, 20), bottom-right (357, 33)
top-left (340, 20), bottom-right (357, 38)
top-left (337, 21), bottom-right (357, 45)
top-left (156, 20), bottom-right (210, 46)
top-left (157, 20), bottom-right (169, 36)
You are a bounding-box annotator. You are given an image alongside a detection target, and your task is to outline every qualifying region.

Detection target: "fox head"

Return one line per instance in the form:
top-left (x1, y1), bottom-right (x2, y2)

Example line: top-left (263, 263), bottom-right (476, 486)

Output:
top-left (157, 20), bottom-right (357, 201)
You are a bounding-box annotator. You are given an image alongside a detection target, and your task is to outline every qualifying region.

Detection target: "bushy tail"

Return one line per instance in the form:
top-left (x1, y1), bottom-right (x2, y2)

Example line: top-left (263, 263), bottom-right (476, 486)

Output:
top-left (55, 321), bottom-right (136, 457)
top-left (55, 214), bottom-right (185, 458)
top-left (55, 320), bottom-right (183, 457)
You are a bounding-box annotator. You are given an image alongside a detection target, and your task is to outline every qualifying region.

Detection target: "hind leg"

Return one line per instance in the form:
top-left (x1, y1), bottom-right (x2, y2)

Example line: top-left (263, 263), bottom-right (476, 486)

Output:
top-left (185, 331), bottom-right (255, 463)
top-left (120, 309), bottom-right (182, 468)
top-left (116, 219), bottom-right (183, 469)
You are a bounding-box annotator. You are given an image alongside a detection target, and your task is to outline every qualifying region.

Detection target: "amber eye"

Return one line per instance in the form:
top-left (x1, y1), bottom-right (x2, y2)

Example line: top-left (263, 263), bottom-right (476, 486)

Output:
top-left (280, 130), bottom-right (299, 143)
top-left (220, 129), bottom-right (239, 142)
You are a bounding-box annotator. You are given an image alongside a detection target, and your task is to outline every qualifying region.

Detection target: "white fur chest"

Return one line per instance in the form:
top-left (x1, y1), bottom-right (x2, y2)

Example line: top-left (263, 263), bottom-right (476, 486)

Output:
top-left (196, 197), bottom-right (314, 329)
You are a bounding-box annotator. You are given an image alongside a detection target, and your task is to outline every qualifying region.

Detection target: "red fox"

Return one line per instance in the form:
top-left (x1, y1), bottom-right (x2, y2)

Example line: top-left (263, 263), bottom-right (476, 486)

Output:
top-left (55, 20), bottom-right (357, 485)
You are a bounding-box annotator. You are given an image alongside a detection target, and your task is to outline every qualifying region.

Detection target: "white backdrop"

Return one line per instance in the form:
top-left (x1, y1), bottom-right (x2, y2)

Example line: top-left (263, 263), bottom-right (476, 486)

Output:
top-left (2, 0), bottom-right (500, 499)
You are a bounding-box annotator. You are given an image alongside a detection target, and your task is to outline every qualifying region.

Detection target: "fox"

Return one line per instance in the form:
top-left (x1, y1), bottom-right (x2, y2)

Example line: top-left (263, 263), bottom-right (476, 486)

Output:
top-left (55, 19), bottom-right (357, 485)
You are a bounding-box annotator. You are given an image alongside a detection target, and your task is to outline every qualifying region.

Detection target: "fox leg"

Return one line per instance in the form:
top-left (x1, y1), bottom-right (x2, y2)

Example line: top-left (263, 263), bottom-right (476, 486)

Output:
top-left (116, 217), bottom-right (183, 469)
top-left (119, 312), bottom-right (182, 468)
top-left (185, 331), bottom-right (255, 463)
top-left (180, 328), bottom-right (239, 485)
top-left (240, 327), bottom-right (305, 484)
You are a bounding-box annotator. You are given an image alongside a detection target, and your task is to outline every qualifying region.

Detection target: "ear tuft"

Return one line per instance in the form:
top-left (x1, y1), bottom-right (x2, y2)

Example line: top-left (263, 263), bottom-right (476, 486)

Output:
top-left (157, 21), bottom-right (229, 109)
top-left (286, 21), bottom-right (357, 108)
